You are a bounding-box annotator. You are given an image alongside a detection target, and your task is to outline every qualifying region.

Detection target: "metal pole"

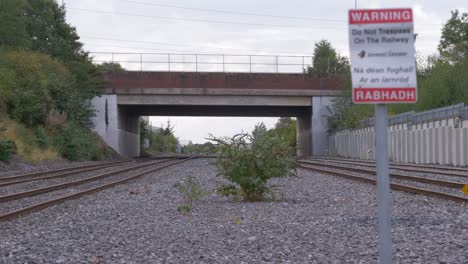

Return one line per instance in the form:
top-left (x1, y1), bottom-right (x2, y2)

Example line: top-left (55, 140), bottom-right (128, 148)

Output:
top-left (249, 55), bottom-right (252, 73)
top-left (275, 56), bottom-right (278, 73)
top-left (223, 55), bottom-right (225, 72)
top-left (140, 53), bottom-right (143, 72)
top-left (302, 56), bottom-right (305, 71)
top-left (195, 54), bottom-right (198, 72)
top-left (168, 54), bottom-right (170, 72)
top-left (355, 0), bottom-right (357, 8)
top-left (375, 104), bottom-right (392, 264)
top-left (111, 53), bottom-right (115, 76)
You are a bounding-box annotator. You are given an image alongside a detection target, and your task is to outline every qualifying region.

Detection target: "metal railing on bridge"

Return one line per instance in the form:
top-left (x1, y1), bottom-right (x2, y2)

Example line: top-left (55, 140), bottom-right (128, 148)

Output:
top-left (90, 52), bottom-right (314, 73)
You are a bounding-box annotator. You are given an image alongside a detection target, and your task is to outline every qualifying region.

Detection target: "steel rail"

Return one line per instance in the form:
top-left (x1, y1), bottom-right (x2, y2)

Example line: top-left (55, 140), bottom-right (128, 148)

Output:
top-left (310, 158), bottom-right (468, 178)
top-left (298, 163), bottom-right (468, 203)
top-left (299, 160), bottom-right (466, 188)
top-left (0, 159), bottom-right (172, 203)
top-left (313, 157), bottom-right (468, 173)
top-left (0, 160), bottom-right (137, 187)
top-left (0, 159), bottom-right (132, 181)
top-left (0, 158), bottom-right (192, 222)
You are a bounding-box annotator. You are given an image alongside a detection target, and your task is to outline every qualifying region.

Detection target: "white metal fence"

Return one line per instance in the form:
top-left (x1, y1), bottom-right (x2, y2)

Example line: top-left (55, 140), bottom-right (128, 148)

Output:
top-left (328, 104), bottom-right (468, 165)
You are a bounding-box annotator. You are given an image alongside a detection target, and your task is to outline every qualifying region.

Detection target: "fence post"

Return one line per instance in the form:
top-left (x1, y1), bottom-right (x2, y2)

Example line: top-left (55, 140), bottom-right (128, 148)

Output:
top-left (223, 55), bottom-right (225, 72)
top-left (276, 56), bottom-right (278, 73)
top-left (195, 54), bottom-right (198, 72)
top-left (302, 56), bottom-right (305, 71)
top-left (140, 53), bottom-right (143, 72)
top-left (111, 53), bottom-right (115, 76)
top-left (249, 55), bottom-right (252, 73)
top-left (168, 54), bottom-right (171, 72)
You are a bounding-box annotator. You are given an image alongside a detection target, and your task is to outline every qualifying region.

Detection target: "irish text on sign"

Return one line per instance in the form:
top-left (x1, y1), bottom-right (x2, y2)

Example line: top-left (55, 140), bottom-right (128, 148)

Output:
top-left (349, 8), bottom-right (417, 104)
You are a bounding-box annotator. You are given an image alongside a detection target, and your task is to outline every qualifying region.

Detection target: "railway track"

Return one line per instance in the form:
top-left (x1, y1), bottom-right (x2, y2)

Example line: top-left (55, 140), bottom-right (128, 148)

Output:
top-left (0, 157), bottom-right (191, 222)
top-left (311, 157), bottom-right (468, 175)
top-left (298, 159), bottom-right (468, 203)
top-left (0, 159), bottom-right (135, 180)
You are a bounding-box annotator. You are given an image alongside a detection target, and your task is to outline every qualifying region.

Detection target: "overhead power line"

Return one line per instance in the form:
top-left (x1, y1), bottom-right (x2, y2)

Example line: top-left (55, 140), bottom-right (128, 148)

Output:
top-left (121, 0), bottom-right (344, 22)
top-left (81, 36), bottom-right (315, 55)
top-left (67, 7), bottom-right (348, 29)
top-left (68, 7), bottom-right (442, 30)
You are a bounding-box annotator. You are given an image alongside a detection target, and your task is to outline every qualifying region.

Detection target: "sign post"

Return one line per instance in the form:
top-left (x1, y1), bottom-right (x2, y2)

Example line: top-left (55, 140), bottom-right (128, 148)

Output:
top-left (348, 8), bottom-right (417, 264)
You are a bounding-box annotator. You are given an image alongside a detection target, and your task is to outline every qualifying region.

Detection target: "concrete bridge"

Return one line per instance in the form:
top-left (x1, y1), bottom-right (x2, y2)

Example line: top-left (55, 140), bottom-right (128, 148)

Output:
top-left (91, 71), bottom-right (344, 157)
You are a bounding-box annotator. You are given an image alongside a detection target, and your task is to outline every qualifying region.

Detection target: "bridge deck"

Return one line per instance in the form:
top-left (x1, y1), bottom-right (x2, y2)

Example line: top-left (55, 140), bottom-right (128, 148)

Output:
top-left (100, 71), bottom-right (345, 94)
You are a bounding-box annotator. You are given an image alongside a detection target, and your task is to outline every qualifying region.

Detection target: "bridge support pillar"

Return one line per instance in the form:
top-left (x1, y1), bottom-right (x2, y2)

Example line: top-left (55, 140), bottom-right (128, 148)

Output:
top-left (91, 95), bottom-right (140, 158)
top-left (312, 97), bottom-right (334, 156)
top-left (297, 109), bottom-right (312, 157)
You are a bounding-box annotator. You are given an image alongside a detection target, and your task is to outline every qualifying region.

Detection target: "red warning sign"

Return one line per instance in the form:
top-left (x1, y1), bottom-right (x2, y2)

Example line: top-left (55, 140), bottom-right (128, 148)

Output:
top-left (349, 8), bottom-right (417, 104)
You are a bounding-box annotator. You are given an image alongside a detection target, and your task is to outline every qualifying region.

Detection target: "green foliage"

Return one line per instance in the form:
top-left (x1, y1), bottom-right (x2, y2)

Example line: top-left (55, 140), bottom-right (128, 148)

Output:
top-left (139, 118), bottom-right (151, 157)
top-left (0, 0), bottom-right (98, 128)
top-left (175, 175), bottom-right (208, 213)
top-left (51, 122), bottom-right (107, 161)
top-left (148, 121), bottom-right (179, 153)
top-left (0, 0), bottom-right (108, 161)
top-left (272, 117), bottom-right (297, 148)
top-left (307, 40), bottom-right (349, 75)
top-left (216, 184), bottom-right (241, 198)
top-left (0, 139), bottom-right (17, 161)
top-left (0, 0), bottom-right (30, 48)
top-left (96, 62), bottom-right (125, 74)
top-left (33, 127), bottom-right (49, 149)
top-left (0, 49), bottom-right (89, 128)
top-left (210, 123), bottom-right (296, 202)
top-left (439, 10), bottom-right (468, 63)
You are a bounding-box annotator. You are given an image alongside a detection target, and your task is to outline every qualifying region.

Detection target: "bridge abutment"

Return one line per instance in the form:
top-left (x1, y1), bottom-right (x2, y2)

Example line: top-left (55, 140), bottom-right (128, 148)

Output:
top-left (91, 95), bottom-right (140, 158)
top-left (297, 109), bottom-right (313, 156)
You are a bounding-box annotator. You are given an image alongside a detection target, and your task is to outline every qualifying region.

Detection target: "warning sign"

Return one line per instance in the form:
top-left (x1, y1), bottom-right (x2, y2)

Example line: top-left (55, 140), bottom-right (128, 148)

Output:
top-left (349, 8), bottom-right (417, 104)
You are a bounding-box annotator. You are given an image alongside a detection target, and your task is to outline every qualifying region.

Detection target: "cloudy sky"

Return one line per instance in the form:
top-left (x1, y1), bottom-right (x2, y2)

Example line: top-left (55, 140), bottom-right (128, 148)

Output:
top-left (63, 0), bottom-right (466, 143)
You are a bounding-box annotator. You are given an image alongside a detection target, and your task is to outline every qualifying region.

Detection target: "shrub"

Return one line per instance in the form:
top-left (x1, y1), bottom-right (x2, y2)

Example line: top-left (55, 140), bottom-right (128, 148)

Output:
top-left (210, 123), bottom-right (296, 201)
top-left (0, 139), bottom-right (17, 161)
top-left (52, 122), bottom-right (106, 161)
top-left (33, 127), bottom-right (49, 149)
top-left (46, 110), bottom-right (67, 132)
top-left (174, 175), bottom-right (208, 213)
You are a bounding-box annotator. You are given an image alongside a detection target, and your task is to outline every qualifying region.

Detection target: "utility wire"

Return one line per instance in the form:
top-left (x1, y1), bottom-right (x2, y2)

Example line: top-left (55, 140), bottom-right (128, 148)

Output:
top-left (122, 0), bottom-right (344, 22)
top-left (120, 0), bottom-right (443, 26)
top-left (81, 36), bottom-right (315, 55)
top-left (68, 7), bottom-right (442, 30)
top-left (67, 7), bottom-right (348, 29)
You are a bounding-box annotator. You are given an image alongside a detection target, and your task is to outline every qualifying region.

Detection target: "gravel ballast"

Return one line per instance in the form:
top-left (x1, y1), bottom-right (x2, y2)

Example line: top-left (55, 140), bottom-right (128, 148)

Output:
top-left (1, 158), bottom-right (467, 263)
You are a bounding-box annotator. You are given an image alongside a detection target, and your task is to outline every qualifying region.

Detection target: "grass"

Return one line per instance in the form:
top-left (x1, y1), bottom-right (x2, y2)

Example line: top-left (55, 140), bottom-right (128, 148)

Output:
top-left (0, 117), bottom-right (60, 162)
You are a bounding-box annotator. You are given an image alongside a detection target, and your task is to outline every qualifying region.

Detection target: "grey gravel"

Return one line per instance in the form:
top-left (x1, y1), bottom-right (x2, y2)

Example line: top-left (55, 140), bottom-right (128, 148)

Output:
top-left (1, 158), bottom-right (467, 263)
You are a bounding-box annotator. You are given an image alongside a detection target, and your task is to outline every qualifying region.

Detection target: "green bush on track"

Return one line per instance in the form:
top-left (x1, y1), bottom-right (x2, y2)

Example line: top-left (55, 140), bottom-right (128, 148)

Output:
top-left (210, 123), bottom-right (297, 202)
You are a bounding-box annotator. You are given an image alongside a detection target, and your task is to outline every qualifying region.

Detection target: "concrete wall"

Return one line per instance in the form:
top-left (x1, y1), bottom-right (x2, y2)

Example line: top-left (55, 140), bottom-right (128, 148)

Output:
top-left (330, 127), bottom-right (468, 166)
top-left (297, 109), bottom-right (312, 156)
top-left (312, 96), bottom-right (334, 156)
top-left (91, 95), bottom-right (119, 153)
top-left (91, 95), bottom-right (140, 158)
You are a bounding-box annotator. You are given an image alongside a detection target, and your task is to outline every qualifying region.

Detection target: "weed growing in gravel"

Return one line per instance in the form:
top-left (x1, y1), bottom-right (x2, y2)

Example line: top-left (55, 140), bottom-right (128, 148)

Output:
top-left (209, 123), bottom-right (297, 202)
top-left (175, 175), bottom-right (208, 213)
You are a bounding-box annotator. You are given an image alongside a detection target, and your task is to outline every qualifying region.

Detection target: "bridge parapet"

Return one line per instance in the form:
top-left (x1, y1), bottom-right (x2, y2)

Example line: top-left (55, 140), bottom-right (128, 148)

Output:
top-left (100, 71), bottom-right (345, 95)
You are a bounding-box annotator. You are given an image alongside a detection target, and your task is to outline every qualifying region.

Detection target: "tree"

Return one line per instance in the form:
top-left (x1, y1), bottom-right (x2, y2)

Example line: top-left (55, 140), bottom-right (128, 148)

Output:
top-left (307, 40), bottom-right (349, 75)
top-left (439, 10), bottom-right (468, 63)
top-left (272, 117), bottom-right (297, 148)
top-left (0, 0), bottom-right (30, 48)
top-left (0, 0), bottom-right (99, 127)
top-left (0, 50), bottom-right (73, 127)
top-left (148, 121), bottom-right (179, 153)
top-left (96, 62), bottom-right (125, 74)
